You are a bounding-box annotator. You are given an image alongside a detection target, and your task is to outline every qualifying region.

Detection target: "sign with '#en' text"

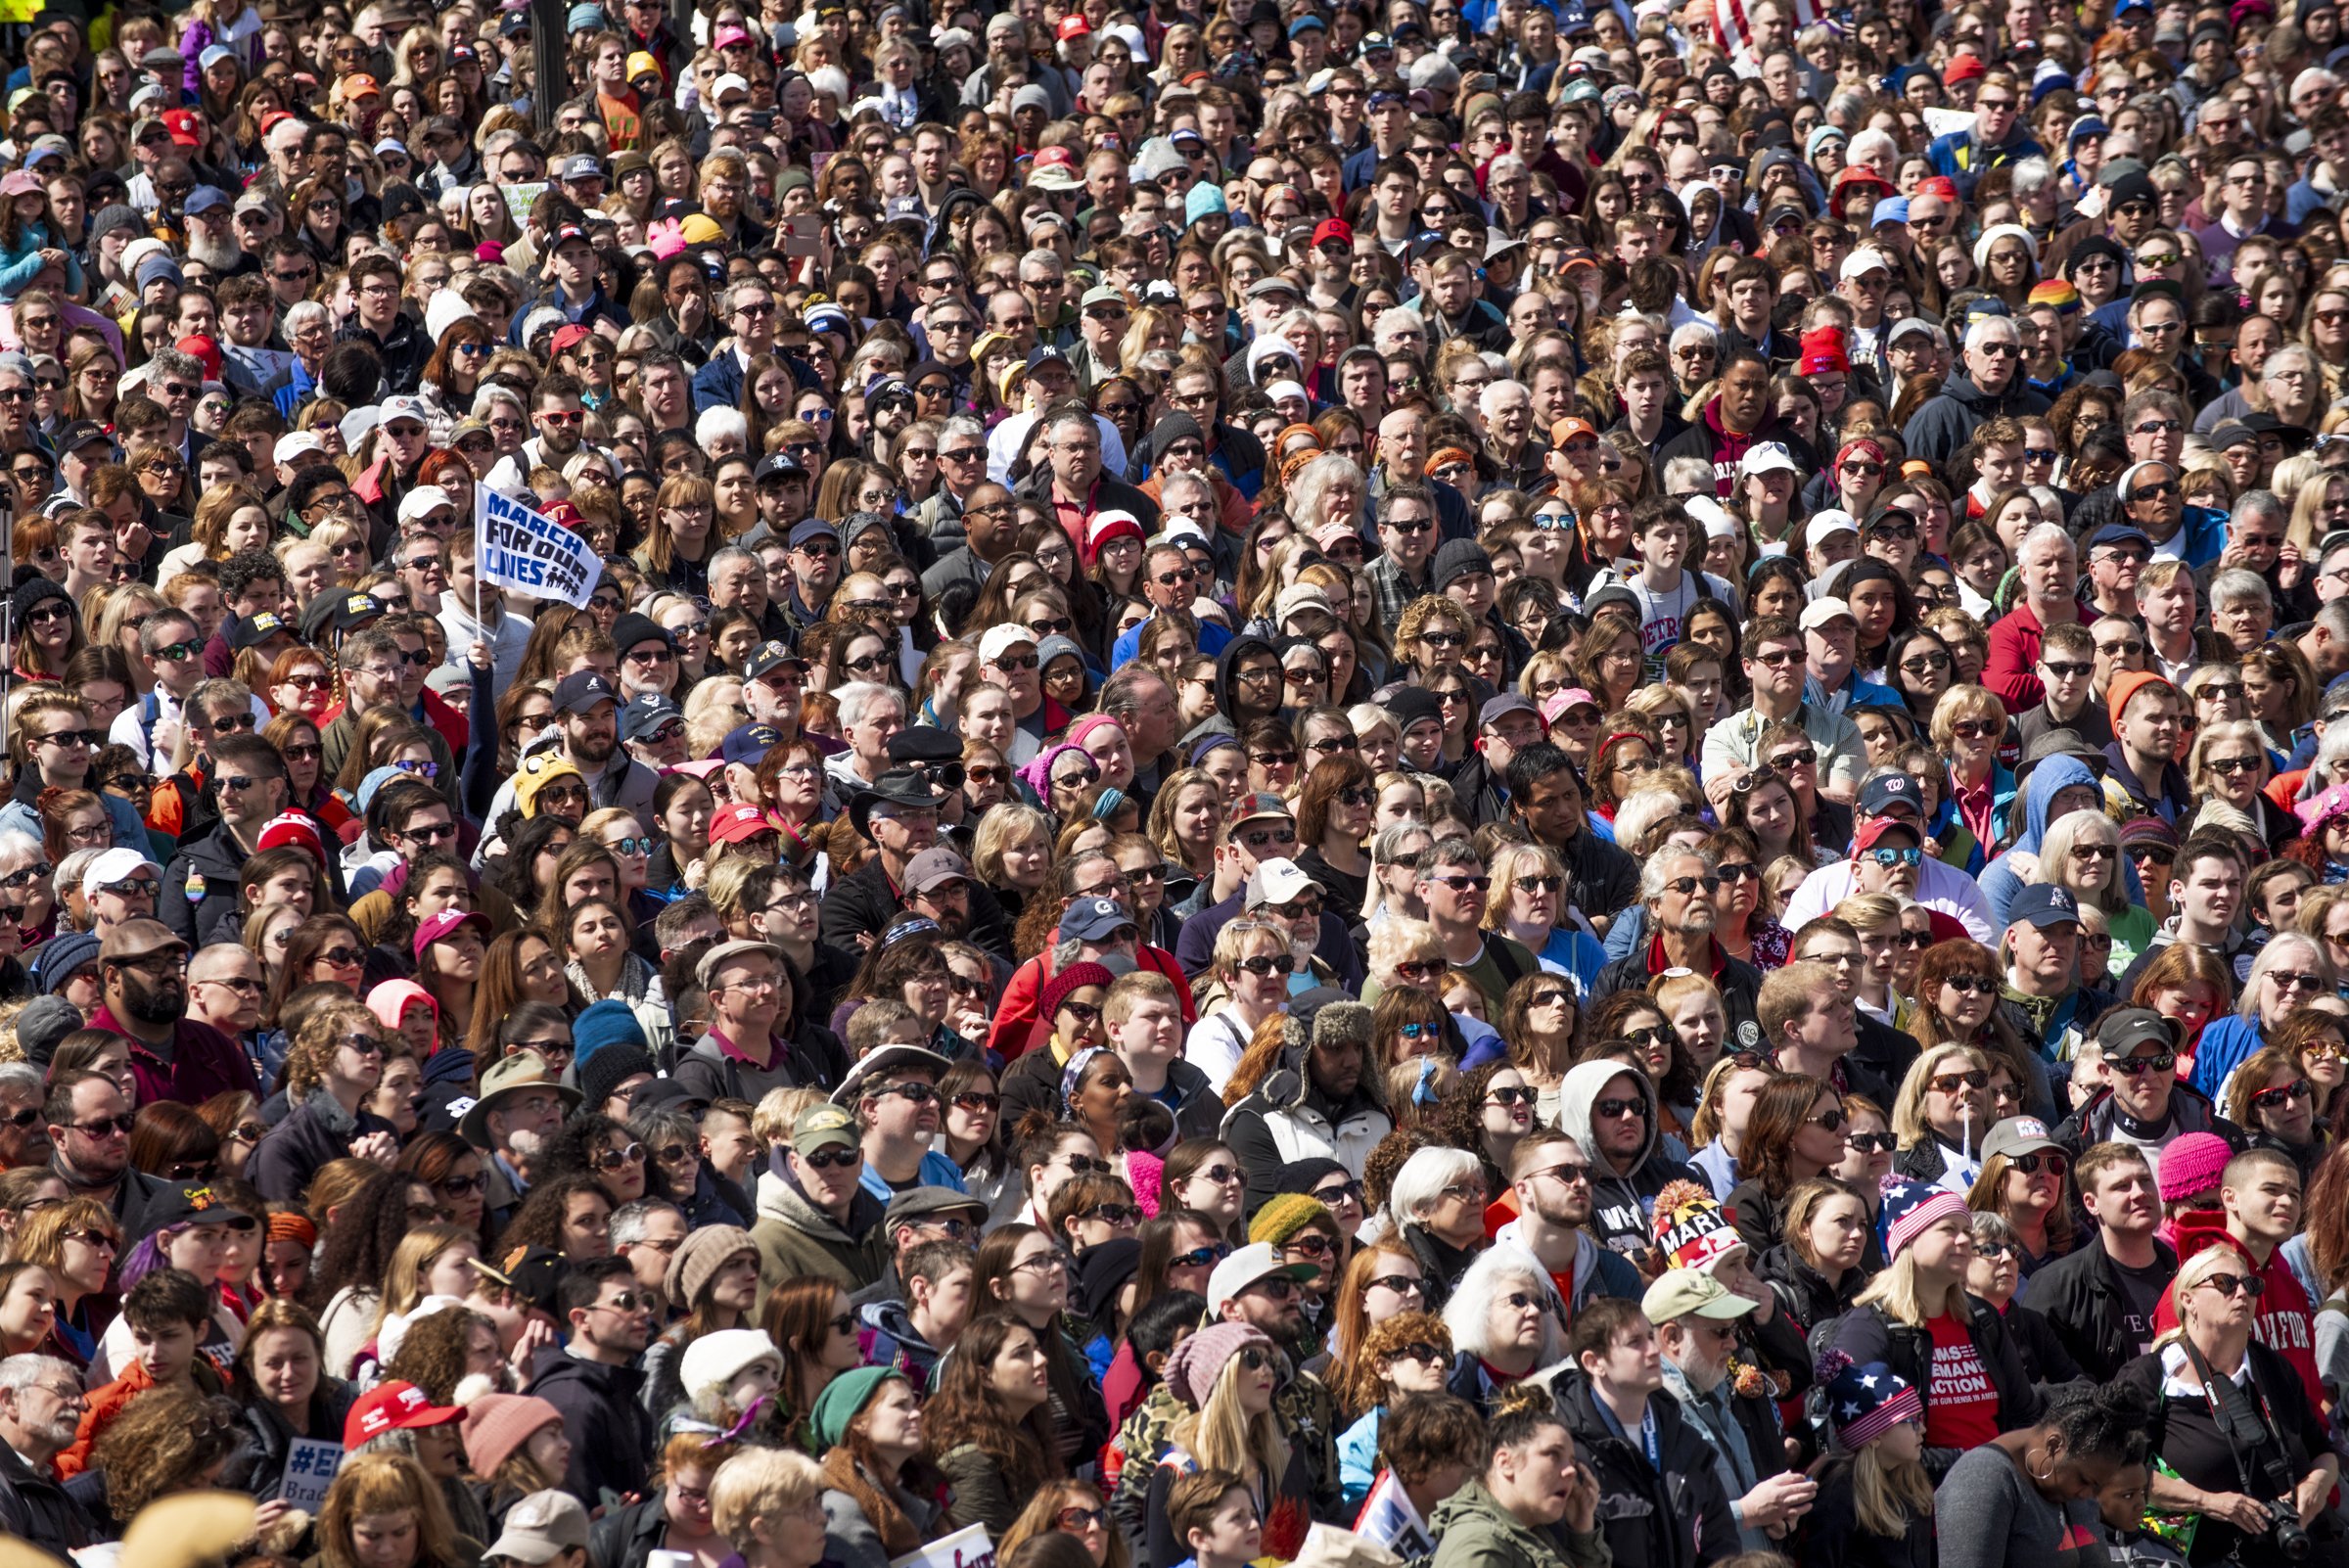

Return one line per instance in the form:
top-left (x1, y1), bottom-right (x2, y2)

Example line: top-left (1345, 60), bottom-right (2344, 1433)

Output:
top-left (889, 1522), bottom-right (994, 1568)
top-left (280, 1437), bottom-right (345, 1513)
top-left (477, 486), bottom-right (604, 608)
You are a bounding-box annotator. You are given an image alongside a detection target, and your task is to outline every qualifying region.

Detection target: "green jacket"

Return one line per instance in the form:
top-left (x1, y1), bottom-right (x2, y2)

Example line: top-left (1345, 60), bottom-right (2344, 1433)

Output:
top-left (1428, 1482), bottom-right (1612, 1568)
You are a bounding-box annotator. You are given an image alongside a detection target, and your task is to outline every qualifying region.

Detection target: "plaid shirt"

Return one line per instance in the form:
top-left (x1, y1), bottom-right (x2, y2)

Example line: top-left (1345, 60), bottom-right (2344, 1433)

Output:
top-left (1366, 552), bottom-right (1435, 626)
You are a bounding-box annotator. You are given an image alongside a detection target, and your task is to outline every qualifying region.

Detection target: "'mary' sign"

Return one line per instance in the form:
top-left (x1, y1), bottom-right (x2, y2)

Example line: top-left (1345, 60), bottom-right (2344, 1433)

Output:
top-left (477, 486), bottom-right (604, 609)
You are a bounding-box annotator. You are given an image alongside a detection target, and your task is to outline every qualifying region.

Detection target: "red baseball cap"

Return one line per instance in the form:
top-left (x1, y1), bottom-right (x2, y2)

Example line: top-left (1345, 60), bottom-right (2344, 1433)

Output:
top-left (710, 803), bottom-right (784, 844)
top-left (1313, 218), bottom-right (1354, 249)
top-left (1056, 14), bottom-right (1091, 39)
top-left (1854, 815), bottom-right (1924, 855)
top-left (160, 109), bottom-right (203, 148)
top-left (345, 1381), bottom-right (463, 1449)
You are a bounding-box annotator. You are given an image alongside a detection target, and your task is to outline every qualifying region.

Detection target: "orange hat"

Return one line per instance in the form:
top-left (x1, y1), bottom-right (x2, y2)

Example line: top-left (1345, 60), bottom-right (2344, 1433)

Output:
top-left (342, 72), bottom-right (381, 99)
top-left (2108, 668), bottom-right (2178, 731)
top-left (1550, 416), bottom-right (1598, 445)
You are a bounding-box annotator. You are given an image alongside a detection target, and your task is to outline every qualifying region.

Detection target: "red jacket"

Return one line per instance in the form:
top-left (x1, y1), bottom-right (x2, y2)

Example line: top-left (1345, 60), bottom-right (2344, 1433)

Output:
top-left (986, 943), bottom-right (1194, 1061)
top-left (1984, 600), bottom-right (2057, 711)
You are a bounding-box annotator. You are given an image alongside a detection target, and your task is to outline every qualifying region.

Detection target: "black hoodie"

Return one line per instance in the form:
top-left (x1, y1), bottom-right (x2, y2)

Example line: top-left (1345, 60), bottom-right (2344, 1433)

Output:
top-left (525, 1343), bottom-right (654, 1507)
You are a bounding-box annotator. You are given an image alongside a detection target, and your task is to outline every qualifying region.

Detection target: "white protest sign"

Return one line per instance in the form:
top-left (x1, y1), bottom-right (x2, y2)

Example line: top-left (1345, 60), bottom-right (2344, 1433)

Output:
top-left (890, 1522), bottom-right (994, 1568)
top-left (477, 486), bottom-right (605, 609)
top-left (281, 1437), bottom-right (345, 1513)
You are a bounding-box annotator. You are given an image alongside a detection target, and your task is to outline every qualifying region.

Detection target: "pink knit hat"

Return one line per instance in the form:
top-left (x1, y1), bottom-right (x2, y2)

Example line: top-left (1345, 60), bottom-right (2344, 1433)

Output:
top-left (1125, 1149), bottom-right (1165, 1217)
top-left (2157, 1132), bottom-right (2234, 1204)
top-left (462, 1393), bottom-right (563, 1478)
top-left (1161, 1320), bottom-right (1275, 1409)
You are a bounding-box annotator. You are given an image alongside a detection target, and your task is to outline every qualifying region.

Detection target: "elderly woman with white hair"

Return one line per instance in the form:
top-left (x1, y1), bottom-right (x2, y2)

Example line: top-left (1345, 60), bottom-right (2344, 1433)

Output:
top-left (1283, 452), bottom-right (1366, 540)
top-left (2190, 932), bottom-right (2337, 1101)
top-left (1439, 1241), bottom-right (1564, 1415)
top-left (1386, 1144), bottom-right (1491, 1309)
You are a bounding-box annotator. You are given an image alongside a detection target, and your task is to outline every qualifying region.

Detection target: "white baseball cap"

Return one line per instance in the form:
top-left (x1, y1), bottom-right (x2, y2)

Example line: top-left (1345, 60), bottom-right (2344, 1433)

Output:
top-left (83, 848), bottom-right (162, 901)
top-left (1799, 596), bottom-right (1859, 631)
top-left (1809, 509), bottom-right (1860, 540)
top-left (1244, 856), bottom-right (1323, 910)
top-left (273, 431), bottom-right (323, 465)
top-left (1683, 494), bottom-right (1739, 541)
top-left (978, 623), bottom-right (1039, 663)
top-left (1206, 1242), bottom-right (1319, 1315)
top-left (1839, 247), bottom-right (1893, 282)
top-left (397, 485), bottom-right (455, 525)
top-left (1738, 442), bottom-right (1802, 478)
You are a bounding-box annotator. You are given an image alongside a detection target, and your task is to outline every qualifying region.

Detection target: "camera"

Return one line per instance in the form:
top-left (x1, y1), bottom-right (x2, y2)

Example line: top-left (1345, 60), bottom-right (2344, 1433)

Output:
top-left (2262, 1496), bottom-right (2313, 1561)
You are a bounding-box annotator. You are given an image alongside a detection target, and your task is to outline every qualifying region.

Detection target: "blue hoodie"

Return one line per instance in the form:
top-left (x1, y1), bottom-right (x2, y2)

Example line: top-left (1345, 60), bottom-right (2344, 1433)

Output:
top-left (1976, 757), bottom-right (2099, 929)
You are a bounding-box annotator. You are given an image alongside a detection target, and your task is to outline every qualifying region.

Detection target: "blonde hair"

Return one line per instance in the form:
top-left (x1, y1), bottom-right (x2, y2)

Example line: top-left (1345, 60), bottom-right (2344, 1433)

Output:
top-left (1890, 1042), bottom-right (1990, 1146)
top-left (753, 1085), bottom-right (823, 1147)
top-left (1851, 1241), bottom-right (1969, 1327)
top-left (2035, 807), bottom-right (2128, 916)
top-left (1170, 1346), bottom-right (1291, 1494)
top-left (1847, 1435), bottom-right (1935, 1537)
top-left (1481, 843), bottom-right (1563, 934)
top-left (709, 1446), bottom-right (828, 1547)
top-left (1831, 893), bottom-right (1900, 936)
top-left (2155, 1244), bottom-right (2258, 1351)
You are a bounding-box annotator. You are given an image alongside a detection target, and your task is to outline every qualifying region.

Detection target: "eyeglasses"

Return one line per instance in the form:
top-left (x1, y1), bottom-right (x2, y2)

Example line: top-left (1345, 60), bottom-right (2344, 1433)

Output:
top-left (2270, 971), bottom-right (2326, 993)
top-left (1930, 1070), bottom-right (1991, 1091)
top-left (1238, 953), bottom-right (1299, 977)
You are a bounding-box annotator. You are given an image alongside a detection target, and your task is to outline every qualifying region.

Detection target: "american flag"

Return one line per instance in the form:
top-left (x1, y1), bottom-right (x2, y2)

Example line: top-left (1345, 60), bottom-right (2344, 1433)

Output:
top-left (1713, 0), bottom-right (1822, 68)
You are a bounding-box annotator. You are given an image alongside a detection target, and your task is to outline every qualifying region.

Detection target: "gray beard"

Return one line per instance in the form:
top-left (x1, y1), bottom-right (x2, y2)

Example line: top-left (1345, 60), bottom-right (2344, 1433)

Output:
top-left (187, 231), bottom-right (245, 274)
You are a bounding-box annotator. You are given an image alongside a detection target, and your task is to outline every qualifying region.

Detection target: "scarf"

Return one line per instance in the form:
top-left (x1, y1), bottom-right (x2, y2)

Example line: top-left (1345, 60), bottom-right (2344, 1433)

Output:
top-left (566, 950), bottom-right (654, 1006)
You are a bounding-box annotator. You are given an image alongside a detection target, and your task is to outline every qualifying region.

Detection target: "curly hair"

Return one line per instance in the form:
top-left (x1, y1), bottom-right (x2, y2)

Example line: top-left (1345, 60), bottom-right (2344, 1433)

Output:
top-left (1429, 1062), bottom-right (1519, 1192)
top-left (306, 1167), bottom-right (422, 1314)
top-left (1337, 1308), bottom-right (1452, 1423)
top-left (493, 1172), bottom-right (612, 1260)
top-left (282, 996), bottom-right (385, 1102)
top-left (533, 1111), bottom-right (674, 1206)
top-left (379, 1300), bottom-right (488, 1402)
top-left (95, 1386), bottom-right (245, 1518)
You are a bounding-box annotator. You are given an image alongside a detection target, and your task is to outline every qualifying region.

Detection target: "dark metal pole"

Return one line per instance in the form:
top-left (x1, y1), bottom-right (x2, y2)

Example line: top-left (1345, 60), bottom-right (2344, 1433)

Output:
top-left (531, 0), bottom-right (565, 132)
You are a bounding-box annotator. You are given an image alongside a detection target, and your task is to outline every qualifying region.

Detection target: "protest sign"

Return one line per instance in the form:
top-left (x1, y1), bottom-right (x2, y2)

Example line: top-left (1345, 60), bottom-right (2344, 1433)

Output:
top-left (890, 1522), bottom-right (994, 1568)
top-left (478, 486), bottom-right (604, 609)
top-left (281, 1437), bottom-right (345, 1514)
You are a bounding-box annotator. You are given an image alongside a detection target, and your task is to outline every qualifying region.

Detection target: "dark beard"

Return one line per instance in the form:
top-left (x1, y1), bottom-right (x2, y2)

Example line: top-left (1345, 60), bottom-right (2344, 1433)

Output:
top-left (124, 982), bottom-right (184, 1024)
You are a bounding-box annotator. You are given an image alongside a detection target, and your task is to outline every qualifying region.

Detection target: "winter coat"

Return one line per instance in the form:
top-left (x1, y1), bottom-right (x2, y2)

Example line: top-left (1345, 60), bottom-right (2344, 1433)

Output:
top-left (1557, 1058), bottom-right (1702, 1264)
top-left (823, 1454), bottom-right (940, 1568)
top-left (1589, 937), bottom-right (1763, 1042)
top-left (216, 1380), bottom-right (358, 1502)
top-left (1758, 1243), bottom-right (1868, 1344)
top-left (670, 1022), bottom-right (849, 1105)
top-left (248, 1090), bottom-right (401, 1204)
top-left (934, 1443), bottom-right (1021, 1536)
top-left (1551, 1367), bottom-right (1740, 1568)
top-left (587, 1491), bottom-right (670, 1568)
top-left (1826, 1298), bottom-right (2045, 1481)
top-left (0, 1441), bottom-right (95, 1558)
top-left (1902, 370), bottom-right (2051, 468)
top-left (2049, 1082), bottom-right (2244, 1164)
top-left (2016, 1234), bottom-right (2176, 1382)
top-left (1221, 1038), bottom-right (1394, 1214)
top-left (748, 1167), bottom-right (888, 1295)
top-left (1426, 1479), bottom-right (1611, 1568)
top-left (1975, 755), bottom-right (2100, 930)
top-left (1661, 1357), bottom-right (1788, 1554)
top-left (523, 1344), bottom-right (655, 1507)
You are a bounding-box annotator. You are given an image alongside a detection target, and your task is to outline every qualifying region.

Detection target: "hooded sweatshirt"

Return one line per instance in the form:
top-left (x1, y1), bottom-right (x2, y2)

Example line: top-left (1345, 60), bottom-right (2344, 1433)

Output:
top-left (1975, 755), bottom-right (2101, 929)
top-left (1557, 1059), bottom-right (1698, 1264)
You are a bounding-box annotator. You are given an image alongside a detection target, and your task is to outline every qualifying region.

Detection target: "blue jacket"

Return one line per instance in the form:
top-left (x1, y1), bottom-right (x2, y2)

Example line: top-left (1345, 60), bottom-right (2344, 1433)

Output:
top-left (1926, 128), bottom-right (2046, 200)
top-left (0, 221), bottom-right (80, 301)
top-left (1977, 756), bottom-right (2098, 928)
top-left (2188, 1015), bottom-right (2267, 1102)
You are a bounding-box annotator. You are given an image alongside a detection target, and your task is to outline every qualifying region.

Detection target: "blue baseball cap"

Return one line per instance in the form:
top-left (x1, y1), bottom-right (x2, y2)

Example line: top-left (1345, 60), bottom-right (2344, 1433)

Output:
top-left (2007, 884), bottom-right (2083, 930)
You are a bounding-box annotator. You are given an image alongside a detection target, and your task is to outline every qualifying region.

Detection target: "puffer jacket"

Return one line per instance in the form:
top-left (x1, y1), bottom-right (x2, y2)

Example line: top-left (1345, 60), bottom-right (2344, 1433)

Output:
top-left (216, 1381), bottom-right (357, 1501)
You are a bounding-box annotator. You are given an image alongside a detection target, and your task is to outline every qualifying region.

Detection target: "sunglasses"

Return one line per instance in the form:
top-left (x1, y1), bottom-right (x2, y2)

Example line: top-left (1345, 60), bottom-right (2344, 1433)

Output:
top-left (2252, 1078), bottom-right (2315, 1111)
top-left (1844, 1130), bottom-right (1895, 1153)
top-left (2007, 1151), bottom-right (2067, 1176)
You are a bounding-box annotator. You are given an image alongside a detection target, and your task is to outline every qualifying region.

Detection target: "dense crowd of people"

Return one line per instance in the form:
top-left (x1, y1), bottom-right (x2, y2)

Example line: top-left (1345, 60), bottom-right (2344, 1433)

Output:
top-left (12, 0), bottom-right (2349, 1564)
